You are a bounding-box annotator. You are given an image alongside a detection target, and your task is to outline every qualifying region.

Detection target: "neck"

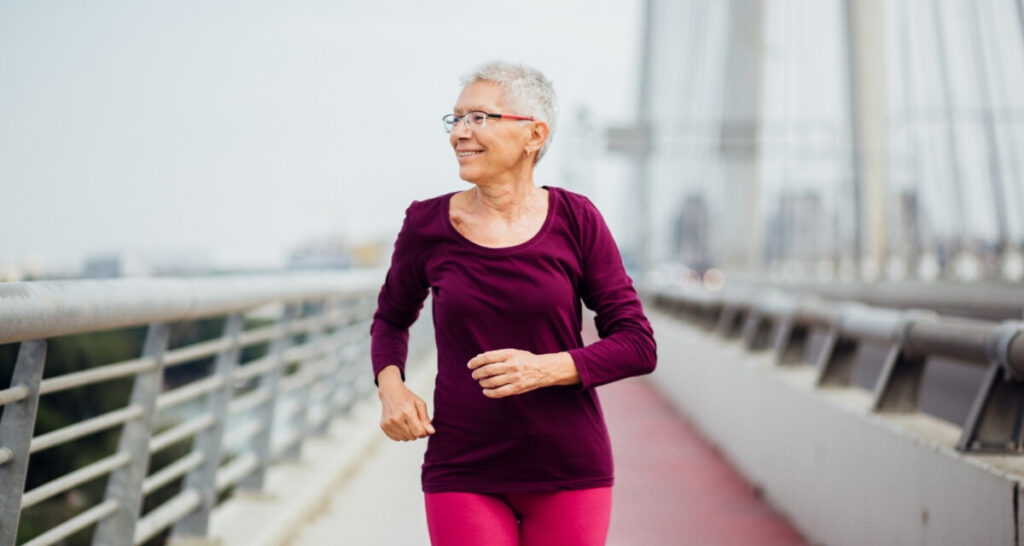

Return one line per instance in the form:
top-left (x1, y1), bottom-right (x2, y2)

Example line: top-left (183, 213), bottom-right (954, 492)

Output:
top-left (469, 180), bottom-right (544, 220)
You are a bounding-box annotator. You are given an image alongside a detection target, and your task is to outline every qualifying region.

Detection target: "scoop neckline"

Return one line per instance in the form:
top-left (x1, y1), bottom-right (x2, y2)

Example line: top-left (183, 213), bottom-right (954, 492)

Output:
top-left (444, 186), bottom-right (557, 253)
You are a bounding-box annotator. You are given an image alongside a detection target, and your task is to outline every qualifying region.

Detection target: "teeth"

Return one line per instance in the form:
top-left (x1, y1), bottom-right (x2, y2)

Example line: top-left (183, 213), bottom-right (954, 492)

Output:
top-left (458, 151), bottom-right (481, 157)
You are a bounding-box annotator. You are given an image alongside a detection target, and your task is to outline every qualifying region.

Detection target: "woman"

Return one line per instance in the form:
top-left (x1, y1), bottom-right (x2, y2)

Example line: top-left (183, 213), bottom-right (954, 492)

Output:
top-left (370, 61), bottom-right (656, 546)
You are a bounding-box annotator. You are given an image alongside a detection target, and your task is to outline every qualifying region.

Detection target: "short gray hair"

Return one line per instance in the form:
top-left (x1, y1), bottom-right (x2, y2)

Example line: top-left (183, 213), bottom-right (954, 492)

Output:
top-left (460, 61), bottom-right (558, 163)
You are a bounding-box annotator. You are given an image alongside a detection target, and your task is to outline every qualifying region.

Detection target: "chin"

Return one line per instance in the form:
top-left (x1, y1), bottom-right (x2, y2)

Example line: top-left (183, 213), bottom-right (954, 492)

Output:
top-left (458, 167), bottom-right (482, 184)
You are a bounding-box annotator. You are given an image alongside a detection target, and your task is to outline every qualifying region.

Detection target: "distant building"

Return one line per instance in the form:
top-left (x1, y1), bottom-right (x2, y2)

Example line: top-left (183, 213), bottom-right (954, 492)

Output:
top-left (287, 238), bottom-right (352, 270)
top-left (899, 189), bottom-right (922, 258)
top-left (672, 194), bottom-right (711, 270)
top-left (80, 255), bottom-right (122, 279)
top-left (765, 190), bottom-right (830, 265)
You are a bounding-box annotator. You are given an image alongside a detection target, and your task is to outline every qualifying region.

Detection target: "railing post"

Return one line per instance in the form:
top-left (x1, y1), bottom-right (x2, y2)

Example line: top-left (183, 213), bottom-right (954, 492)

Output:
top-left (957, 322), bottom-right (1024, 452)
top-left (353, 296), bottom-right (377, 397)
top-left (170, 313), bottom-right (243, 539)
top-left (240, 303), bottom-right (297, 490)
top-left (336, 297), bottom-right (373, 412)
top-left (771, 318), bottom-right (808, 366)
top-left (312, 299), bottom-right (346, 434)
top-left (871, 313), bottom-right (933, 411)
top-left (813, 328), bottom-right (858, 386)
top-left (281, 303), bottom-right (326, 461)
top-left (714, 303), bottom-right (741, 338)
top-left (739, 310), bottom-right (764, 349)
top-left (92, 323), bottom-right (169, 546)
top-left (715, 295), bottom-right (754, 341)
top-left (0, 339), bottom-right (47, 546)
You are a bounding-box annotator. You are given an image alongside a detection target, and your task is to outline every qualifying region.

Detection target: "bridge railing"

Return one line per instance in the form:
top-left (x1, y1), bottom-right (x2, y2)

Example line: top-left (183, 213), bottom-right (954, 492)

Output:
top-left (650, 284), bottom-right (1024, 453)
top-left (0, 271), bottom-right (398, 546)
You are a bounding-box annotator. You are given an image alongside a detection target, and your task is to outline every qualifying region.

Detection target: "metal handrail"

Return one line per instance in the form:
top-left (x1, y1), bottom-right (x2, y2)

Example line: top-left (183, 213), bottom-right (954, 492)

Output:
top-left (651, 283), bottom-right (1024, 453)
top-left (0, 270), bottom-right (398, 546)
top-left (725, 275), bottom-right (1024, 321)
top-left (0, 270), bottom-right (381, 345)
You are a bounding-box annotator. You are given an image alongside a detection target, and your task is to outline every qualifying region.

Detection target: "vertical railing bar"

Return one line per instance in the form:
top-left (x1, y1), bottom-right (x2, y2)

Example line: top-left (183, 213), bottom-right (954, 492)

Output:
top-left (813, 328), bottom-right (842, 385)
top-left (345, 297), bottom-right (369, 399)
top-left (957, 322), bottom-right (1024, 451)
top-left (770, 317), bottom-right (795, 364)
top-left (335, 345), bottom-right (363, 415)
top-left (169, 313), bottom-right (244, 540)
top-left (958, 363), bottom-right (1004, 451)
top-left (333, 301), bottom-right (362, 414)
top-left (327, 326), bottom-right (358, 416)
top-left (92, 323), bottom-right (170, 546)
top-left (281, 301), bottom-right (328, 460)
top-left (314, 298), bottom-right (348, 433)
top-left (871, 314), bottom-right (933, 412)
top-left (239, 303), bottom-right (298, 490)
top-left (356, 295), bottom-right (378, 396)
top-left (0, 339), bottom-right (47, 546)
top-left (739, 310), bottom-right (763, 349)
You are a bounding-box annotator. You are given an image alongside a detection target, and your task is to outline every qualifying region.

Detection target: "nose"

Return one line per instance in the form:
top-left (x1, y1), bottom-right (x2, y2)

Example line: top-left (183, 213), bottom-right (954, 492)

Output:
top-left (450, 118), bottom-right (472, 139)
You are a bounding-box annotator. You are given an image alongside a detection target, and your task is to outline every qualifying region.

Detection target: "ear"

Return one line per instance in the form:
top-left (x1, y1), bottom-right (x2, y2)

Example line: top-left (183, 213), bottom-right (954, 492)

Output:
top-left (526, 120), bottom-right (550, 156)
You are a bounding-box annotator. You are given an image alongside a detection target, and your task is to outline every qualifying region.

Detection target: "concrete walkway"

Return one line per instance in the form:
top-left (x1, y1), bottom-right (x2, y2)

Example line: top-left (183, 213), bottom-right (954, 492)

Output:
top-left (285, 373), bottom-right (806, 545)
top-left (286, 369), bottom-right (434, 546)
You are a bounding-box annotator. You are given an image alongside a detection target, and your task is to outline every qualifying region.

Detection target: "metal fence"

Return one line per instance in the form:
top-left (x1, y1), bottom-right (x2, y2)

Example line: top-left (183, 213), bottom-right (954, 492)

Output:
top-left (0, 271), bottom-right (393, 546)
top-left (649, 284), bottom-right (1024, 454)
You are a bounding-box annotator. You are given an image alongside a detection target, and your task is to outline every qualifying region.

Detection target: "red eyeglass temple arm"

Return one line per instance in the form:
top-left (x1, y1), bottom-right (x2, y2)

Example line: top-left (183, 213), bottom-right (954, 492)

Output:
top-left (497, 114), bottom-right (534, 121)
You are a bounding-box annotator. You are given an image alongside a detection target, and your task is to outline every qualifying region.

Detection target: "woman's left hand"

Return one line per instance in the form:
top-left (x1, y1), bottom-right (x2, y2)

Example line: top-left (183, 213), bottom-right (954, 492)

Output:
top-left (468, 349), bottom-right (579, 398)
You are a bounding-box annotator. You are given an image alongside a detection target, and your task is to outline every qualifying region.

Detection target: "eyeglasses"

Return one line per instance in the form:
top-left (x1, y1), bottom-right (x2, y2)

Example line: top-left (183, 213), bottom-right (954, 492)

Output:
top-left (442, 111), bottom-right (534, 134)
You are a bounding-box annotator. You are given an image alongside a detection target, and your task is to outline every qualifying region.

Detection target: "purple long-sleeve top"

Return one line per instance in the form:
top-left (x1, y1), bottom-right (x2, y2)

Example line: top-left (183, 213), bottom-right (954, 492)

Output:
top-left (371, 186), bottom-right (657, 494)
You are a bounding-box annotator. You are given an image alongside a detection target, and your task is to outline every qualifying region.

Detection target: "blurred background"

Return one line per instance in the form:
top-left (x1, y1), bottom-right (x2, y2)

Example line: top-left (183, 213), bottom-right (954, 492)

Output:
top-left (0, 0), bottom-right (641, 280)
top-left (639, 0), bottom-right (1024, 287)
top-left (4, 2), bottom-right (1024, 544)
top-left (2, 0), bottom-right (1023, 285)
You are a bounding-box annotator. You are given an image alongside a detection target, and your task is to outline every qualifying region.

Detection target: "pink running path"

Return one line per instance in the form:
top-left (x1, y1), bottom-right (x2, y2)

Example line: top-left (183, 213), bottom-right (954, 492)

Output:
top-left (599, 377), bottom-right (808, 546)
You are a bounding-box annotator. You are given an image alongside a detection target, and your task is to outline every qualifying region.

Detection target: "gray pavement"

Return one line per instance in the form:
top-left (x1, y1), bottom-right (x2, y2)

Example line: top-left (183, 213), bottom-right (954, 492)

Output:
top-left (286, 368), bottom-right (434, 546)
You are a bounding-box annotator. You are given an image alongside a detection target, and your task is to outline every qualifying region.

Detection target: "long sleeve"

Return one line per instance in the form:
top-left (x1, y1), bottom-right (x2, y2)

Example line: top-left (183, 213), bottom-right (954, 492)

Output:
top-left (370, 202), bottom-right (430, 381)
top-left (567, 200), bottom-right (657, 389)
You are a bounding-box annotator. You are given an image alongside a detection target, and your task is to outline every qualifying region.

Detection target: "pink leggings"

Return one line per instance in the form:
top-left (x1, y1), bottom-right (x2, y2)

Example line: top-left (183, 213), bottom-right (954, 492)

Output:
top-left (424, 487), bottom-right (612, 546)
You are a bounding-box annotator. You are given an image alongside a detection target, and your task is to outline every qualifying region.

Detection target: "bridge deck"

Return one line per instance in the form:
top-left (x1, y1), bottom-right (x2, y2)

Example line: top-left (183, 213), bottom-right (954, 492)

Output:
top-left (602, 377), bottom-right (806, 545)
top-left (287, 373), bottom-right (806, 545)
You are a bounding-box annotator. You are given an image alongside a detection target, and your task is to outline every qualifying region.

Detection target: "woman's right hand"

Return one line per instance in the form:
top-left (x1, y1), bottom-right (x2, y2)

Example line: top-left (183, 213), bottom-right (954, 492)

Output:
top-left (376, 365), bottom-right (435, 441)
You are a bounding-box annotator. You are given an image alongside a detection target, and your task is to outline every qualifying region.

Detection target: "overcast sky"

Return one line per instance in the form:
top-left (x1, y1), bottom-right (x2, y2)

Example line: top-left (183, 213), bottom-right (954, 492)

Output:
top-left (0, 1), bottom-right (642, 273)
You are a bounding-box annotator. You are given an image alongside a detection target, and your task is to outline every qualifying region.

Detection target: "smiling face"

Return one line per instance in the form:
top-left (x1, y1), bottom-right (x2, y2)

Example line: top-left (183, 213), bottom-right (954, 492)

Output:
top-left (450, 81), bottom-right (538, 185)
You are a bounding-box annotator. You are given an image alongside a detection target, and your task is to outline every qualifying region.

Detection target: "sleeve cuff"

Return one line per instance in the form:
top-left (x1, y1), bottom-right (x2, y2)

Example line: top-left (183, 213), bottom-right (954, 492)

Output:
top-left (567, 347), bottom-right (594, 390)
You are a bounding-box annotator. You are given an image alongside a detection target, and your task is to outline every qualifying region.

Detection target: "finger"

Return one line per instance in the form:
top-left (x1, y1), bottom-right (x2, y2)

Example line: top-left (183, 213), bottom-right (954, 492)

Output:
top-left (394, 423), bottom-right (414, 442)
top-left (471, 362), bottom-right (509, 380)
top-left (416, 400), bottom-right (436, 435)
top-left (478, 374), bottom-right (512, 389)
top-left (384, 410), bottom-right (416, 441)
top-left (381, 421), bottom-right (408, 442)
top-left (467, 353), bottom-right (498, 369)
top-left (482, 383), bottom-right (519, 399)
top-left (467, 349), bottom-right (515, 369)
top-left (404, 410), bottom-right (427, 439)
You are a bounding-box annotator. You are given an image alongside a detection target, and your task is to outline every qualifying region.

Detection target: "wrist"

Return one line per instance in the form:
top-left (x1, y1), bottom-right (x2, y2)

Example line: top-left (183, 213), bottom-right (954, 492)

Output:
top-left (546, 352), bottom-right (580, 386)
top-left (376, 365), bottom-right (405, 393)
